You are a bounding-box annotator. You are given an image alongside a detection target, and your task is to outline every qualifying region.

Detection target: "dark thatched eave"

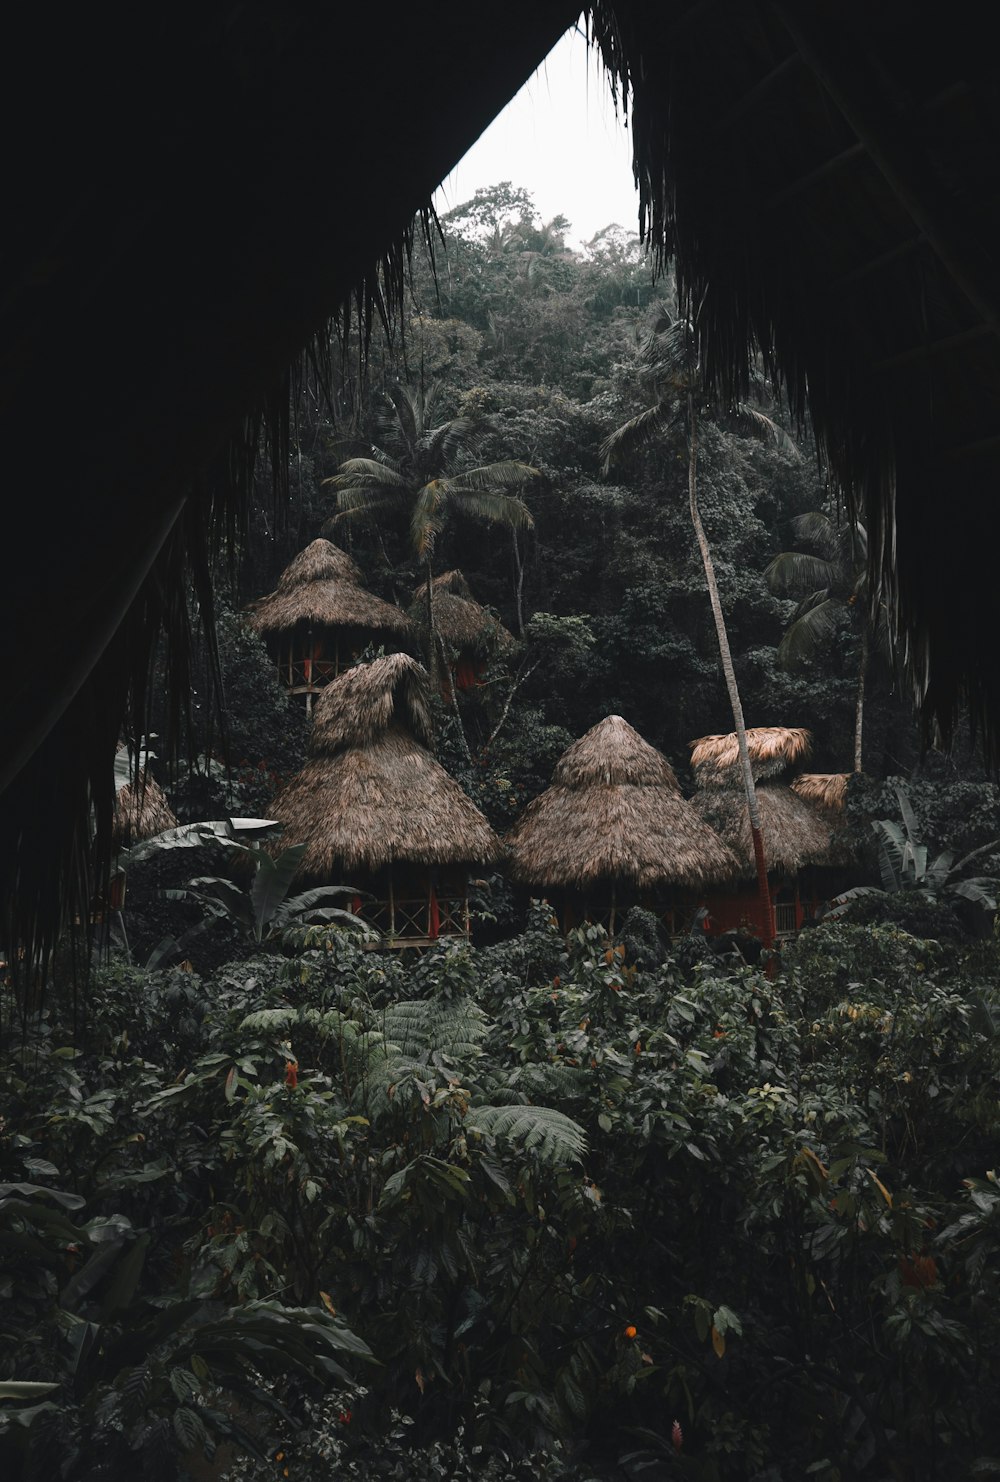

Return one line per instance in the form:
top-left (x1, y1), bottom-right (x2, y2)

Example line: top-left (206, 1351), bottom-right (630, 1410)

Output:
top-left (791, 773), bottom-right (857, 867)
top-left (0, 2), bottom-right (576, 961)
top-left (507, 716), bottom-right (740, 890)
top-left (590, 1), bottom-right (1000, 750)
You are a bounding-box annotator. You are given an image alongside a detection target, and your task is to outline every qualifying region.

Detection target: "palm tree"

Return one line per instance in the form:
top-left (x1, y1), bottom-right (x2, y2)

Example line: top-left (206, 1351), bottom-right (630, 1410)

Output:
top-left (764, 511), bottom-right (885, 773)
top-left (322, 382), bottom-right (538, 681)
top-left (601, 315), bottom-right (794, 948)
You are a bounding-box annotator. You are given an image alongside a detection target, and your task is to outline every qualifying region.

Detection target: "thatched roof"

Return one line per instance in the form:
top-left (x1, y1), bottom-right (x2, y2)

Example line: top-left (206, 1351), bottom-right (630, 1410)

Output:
top-left (9, 3), bottom-right (1000, 968)
top-left (691, 784), bottom-right (832, 879)
top-left (791, 773), bottom-right (857, 867)
top-left (792, 773), bottom-right (849, 812)
top-left (507, 715), bottom-right (740, 890)
top-left (247, 540), bottom-right (412, 640)
top-left (112, 773), bottom-right (178, 849)
top-left (276, 539), bottom-right (363, 590)
top-left (310, 652), bottom-right (433, 753)
top-left (270, 655), bottom-right (498, 875)
top-left (408, 571), bottom-right (515, 657)
top-left (690, 728), bottom-right (813, 788)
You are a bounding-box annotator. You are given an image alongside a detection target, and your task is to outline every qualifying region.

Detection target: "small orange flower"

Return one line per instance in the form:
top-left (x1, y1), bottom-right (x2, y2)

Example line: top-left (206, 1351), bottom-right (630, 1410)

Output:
top-left (284, 1060), bottom-right (299, 1089)
top-left (624, 1324), bottom-right (637, 1339)
top-left (634, 1041), bottom-right (642, 1055)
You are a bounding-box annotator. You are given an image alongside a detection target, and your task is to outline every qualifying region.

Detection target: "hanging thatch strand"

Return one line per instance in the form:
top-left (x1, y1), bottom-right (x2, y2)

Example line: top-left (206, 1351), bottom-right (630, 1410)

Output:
top-left (247, 539), bottom-right (412, 641)
top-left (408, 570), bottom-right (515, 658)
top-left (690, 727), bottom-right (813, 788)
top-left (269, 654), bottom-right (498, 877)
top-left (791, 773), bottom-right (849, 812)
top-left (112, 773), bottom-right (178, 849)
top-left (691, 784), bottom-right (831, 878)
top-left (507, 715), bottom-right (740, 890)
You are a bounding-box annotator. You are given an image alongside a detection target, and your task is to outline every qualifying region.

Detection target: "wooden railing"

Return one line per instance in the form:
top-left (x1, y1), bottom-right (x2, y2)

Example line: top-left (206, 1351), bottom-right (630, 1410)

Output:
top-left (774, 902), bottom-right (798, 936)
top-left (361, 895), bottom-right (469, 947)
top-left (278, 656), bottom-right (339, 693)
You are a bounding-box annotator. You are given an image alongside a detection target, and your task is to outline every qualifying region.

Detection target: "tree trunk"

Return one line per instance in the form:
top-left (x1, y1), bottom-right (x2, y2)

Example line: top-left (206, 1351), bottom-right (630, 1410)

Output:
top-left (854, 629), bottom-right (868, 773)
top-left (512, 529), bottom-right (525, 638)
top-left (687, 390), bottom-right (774, 949)
top-left (425, 555), bottom-right (437, 686)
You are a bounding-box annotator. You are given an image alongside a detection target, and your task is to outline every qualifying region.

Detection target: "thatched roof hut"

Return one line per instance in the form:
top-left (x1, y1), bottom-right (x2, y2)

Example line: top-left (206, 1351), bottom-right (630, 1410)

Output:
top-left (507, 715), bottom-right (739, 891)
top-left (408, 570), bottom-right (515, 660)
top-left (269, 654), bottom-right (498, 879)
top-left (112, 773), bottom-right (178, 849)
top-left (690, 727), bottom-right (813, 788)
top-left (247, 539), bottom-right (412, 644)
top-left (689, 728), bottom-right (831, 877)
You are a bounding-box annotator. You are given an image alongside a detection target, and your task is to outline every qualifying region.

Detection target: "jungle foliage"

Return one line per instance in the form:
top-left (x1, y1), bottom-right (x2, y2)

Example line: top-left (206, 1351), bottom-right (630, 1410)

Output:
top-left (5, 915), bottom-right (1000, 1478)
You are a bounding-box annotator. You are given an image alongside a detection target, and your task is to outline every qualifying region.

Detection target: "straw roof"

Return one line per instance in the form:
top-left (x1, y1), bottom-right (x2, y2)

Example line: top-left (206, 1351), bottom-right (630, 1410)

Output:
top-left (408, 571), bottom-right (515, 656)
top-left (792, 773), bottom-right (856, 868)
top-left (691, 784), bottom-right (832, 879)
top-left (270, 654), bottom-right (498, 876)
top-left (112, 773), bottom-right (178, 849)
top-left (690, 727), bottom-right (813, 788)
top-left (310, 652), bottom-right (433, 753)
top-left (247, 540), bottom-right (412, 640)
top-left (507, 716), bottom-right (740, 890)
top-left (276, 539), bottom-right (363, 590)
top-left (792, 773), bottom-right (849, 812)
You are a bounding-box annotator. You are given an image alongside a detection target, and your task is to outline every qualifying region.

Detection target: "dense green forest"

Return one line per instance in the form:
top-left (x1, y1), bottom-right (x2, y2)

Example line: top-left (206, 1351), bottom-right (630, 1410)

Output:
top-left (4, 186), bottom-right (1000, 1480)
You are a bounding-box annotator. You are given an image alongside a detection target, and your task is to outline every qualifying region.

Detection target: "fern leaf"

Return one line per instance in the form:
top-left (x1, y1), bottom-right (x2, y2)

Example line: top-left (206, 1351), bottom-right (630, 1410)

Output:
top-left (467, 1104), bottom-right (587, 1164)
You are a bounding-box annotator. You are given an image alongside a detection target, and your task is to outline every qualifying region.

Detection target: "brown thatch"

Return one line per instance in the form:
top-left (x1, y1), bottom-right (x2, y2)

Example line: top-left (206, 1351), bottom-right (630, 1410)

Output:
top-left (112, 773), bottom-right (177, 849)
top-left (690, 727), bottom-right (813, 788)
top-left (276, 539), bottom-right (363, 591)
top-left (691, 784), bottom-right (832, 878)
top-left (507, 715), bottom-right (740, 890)
top-left (247, 540), bottom-right (412, 641)
top-left (310, 652), bottom-right (433, 753)
top-left (792, 773), bottom-right (849, 812)
top-left (269, 654), bottom-right (498, 876)
top-left (792, 773), bottom-right (857, 867)
top-left (408, 570), bottom-right (515, 656)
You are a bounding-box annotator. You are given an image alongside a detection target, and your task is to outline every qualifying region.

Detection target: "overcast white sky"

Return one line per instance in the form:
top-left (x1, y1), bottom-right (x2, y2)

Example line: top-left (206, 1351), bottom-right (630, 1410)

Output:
top-left (433, 25), bottom-right (640, 251)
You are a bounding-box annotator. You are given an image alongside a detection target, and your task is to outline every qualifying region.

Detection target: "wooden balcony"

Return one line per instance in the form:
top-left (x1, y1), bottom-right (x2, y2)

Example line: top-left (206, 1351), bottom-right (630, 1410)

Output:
top-left (359, 893), bottom-right (470, 949)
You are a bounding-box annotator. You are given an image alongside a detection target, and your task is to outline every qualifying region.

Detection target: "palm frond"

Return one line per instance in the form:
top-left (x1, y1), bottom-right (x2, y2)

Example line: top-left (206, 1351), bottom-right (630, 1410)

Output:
top-left (411, 479), bottom-right (448, 557)
top-left (466, 1104), bottom-right (587, 1164)
top-left (731, 404), bottom-right (800, 454)
top-left (452, 460), bottom-right (540, 494)
top-left (423, 418), bottom-right (477, 465)
top-left (446, 487), bottom-right (535, 532)
top-left (599, 399), bottom-right (676, 473)
top-left (325, 487), bottom-right (407, 527)
top-left (789, 510), bottom-right (839, 560)
top-left (775, 597), bottom-right (842, 668)
top-left (764, 551), bottom-right (836, 596)
top-left (326, 457), bottom-right (408, 489)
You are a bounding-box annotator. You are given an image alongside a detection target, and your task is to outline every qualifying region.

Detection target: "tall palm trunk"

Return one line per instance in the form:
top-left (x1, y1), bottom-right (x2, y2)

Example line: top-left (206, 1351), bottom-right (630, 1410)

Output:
top-left (424, 555), bottom-right (437, 687)
top-left (854, 629), bottom-right (868, 773)
top-left (687, 391), bottom-right (774, 948)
